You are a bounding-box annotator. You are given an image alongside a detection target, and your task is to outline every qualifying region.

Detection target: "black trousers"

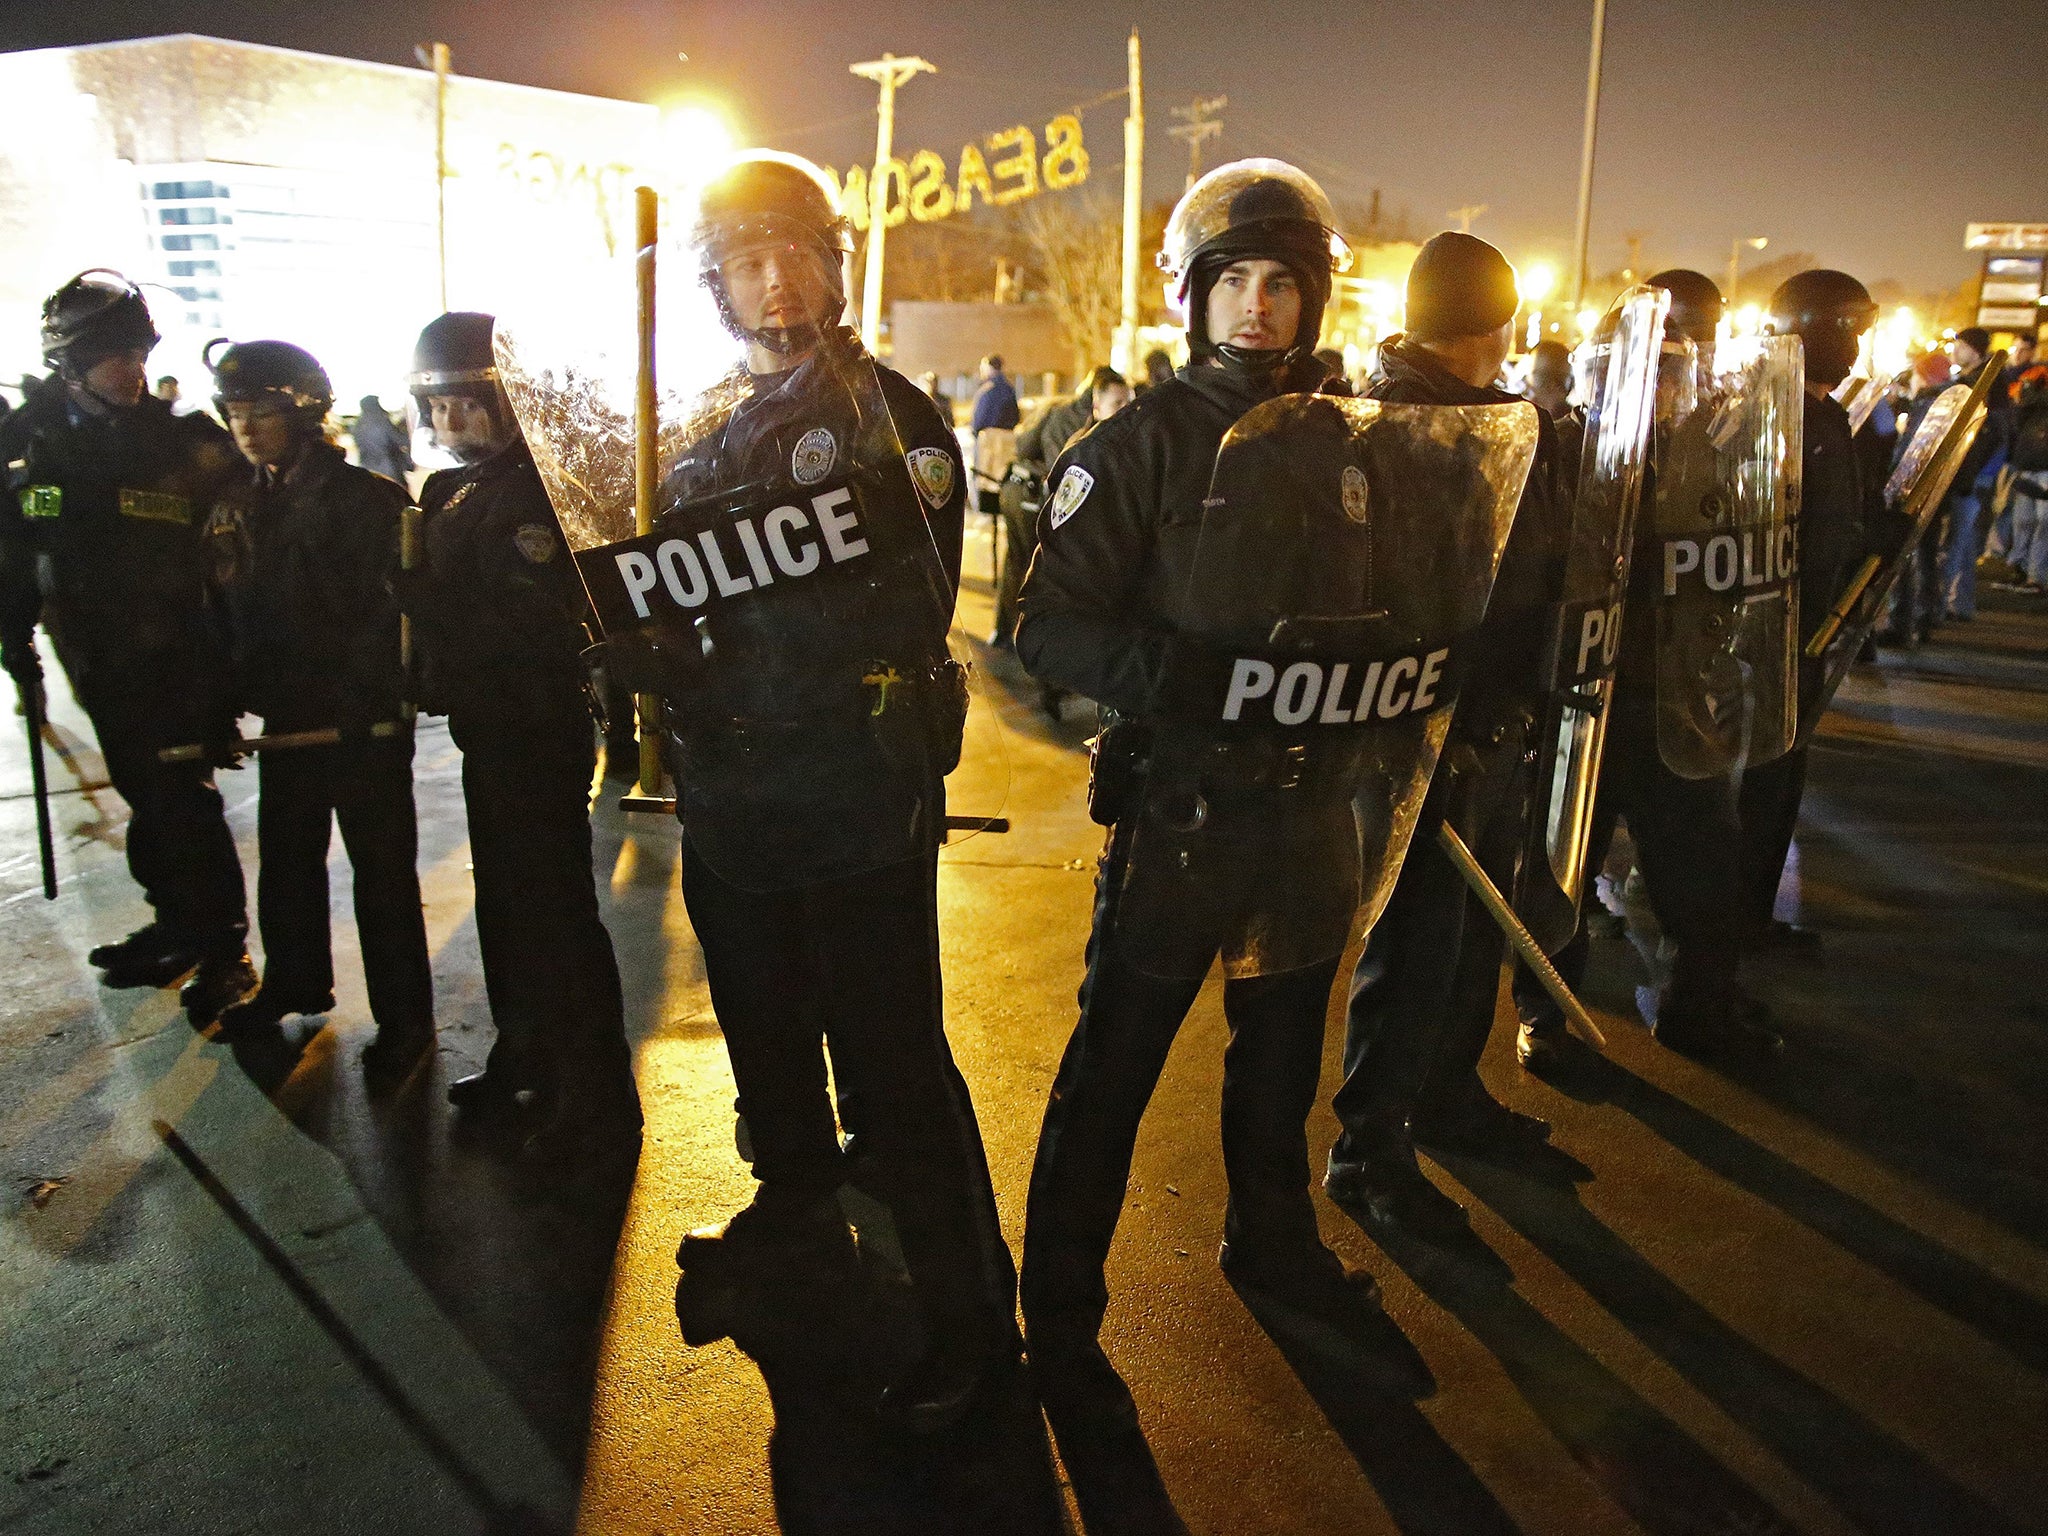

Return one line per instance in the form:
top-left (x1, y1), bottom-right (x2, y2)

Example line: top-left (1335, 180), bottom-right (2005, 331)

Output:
top-left (1329, 749), bottom-right (1524, 1162)
top-left (680, 840), bottom-right (1015, 1339)
top-left (1737, 744), bottom-right (1809, 935)
top-left (95, 714), bottom-right (247, 953)
top-left (994, 500), bottom-right (1035, 644)
top-left (1020, 824), bottom-right (1341, 1344)
top-left (1511, 691), bottom-right (1745, 1020)
top-left (452, 716), bottom-right (629, 1094)
top-left (254, 734), bottom-right (432, 1034)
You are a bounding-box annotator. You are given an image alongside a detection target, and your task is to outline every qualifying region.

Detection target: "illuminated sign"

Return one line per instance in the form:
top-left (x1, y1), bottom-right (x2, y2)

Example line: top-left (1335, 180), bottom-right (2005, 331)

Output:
top-left (826, 114), bottom-right (1089, 231)
top-left (1966, 223), bottom-right (2048, 252)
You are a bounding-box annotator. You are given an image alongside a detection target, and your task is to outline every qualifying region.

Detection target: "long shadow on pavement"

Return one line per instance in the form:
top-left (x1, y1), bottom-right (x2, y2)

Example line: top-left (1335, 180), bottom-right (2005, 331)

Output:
top-left (1543, 1048), bottom-right (2048, 1380)
top-left (1358, 1177), bottom-right (1798, 1536)
top-left (1441, 1146), bottom-right (2034, 1536)
top-left (1229, 1272), bottom-right (1518, 1536)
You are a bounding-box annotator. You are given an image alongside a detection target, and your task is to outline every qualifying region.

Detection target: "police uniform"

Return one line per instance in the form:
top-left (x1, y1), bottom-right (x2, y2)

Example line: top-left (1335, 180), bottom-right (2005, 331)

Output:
top-left (1324, 330), bottom-right (1564, 1202)
top-left (1, 377), bottom-right (251, 993)
top-left (207, 436), bottom-right (434, 1050)
top-left (1015, 163), bottom-right (1399, 1468)
top-left (410, 425), bottom-right (637, 1145)
top-left (660, 343), bottom-right (1016, 1370)
top-left (1736, 385), bottom-right (1863, 938)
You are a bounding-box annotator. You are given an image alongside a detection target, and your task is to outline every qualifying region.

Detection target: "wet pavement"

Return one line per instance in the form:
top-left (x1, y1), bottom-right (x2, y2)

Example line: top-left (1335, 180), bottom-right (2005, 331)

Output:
top-left (2, 531), bottom-right (2045, 1535)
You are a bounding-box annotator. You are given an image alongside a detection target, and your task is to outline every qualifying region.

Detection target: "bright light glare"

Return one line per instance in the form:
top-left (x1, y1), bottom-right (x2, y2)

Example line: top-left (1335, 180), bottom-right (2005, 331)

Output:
top-left (1518, 262), bottom-right (1557, 304)
top-left (1576, 307), bottom-right (1599, 336)
top-left (658, 104), bottom-right (735, 187)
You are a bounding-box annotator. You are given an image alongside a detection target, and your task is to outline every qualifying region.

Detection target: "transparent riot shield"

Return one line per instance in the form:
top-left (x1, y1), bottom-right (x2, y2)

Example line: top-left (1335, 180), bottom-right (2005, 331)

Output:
top-left (1651, 334), bottom-right (1803, 779)
top-left (1110, 394), bottom-right (1538, 979)
top-left (496, 232), bottom-right (978, 892)
top-left (1797, 376), bottom-right (1992, 742)
top-left (1513, 284), bottom-right (1668, 954)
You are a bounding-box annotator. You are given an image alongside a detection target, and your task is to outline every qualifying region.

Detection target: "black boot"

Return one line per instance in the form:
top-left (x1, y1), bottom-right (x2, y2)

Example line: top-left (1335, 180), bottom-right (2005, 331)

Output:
top-left (520, 1069), bottom-right (644, 1175)
top-left (1516, 1007), bottom-right (1571, 1076)
top-left (181, 952), bottom-right (260, 1026)
top-left (1651, 987), bottom-right (1784, 1061)
top-left (362, 1023), bottom-right (435, 1086)
top-left (674, 1189), bottom-right (859, 1347)
top-left (217, 981), bottom-right (335, 1034)
top-left (1413, 1090), bottom-right (1551, 1161)
top-left (1325, 1132), bottom-right (1471, 1244)
top-left (98, 933), bottom-right (204, 989)
top-left (878, 1317), bottom-right (1015, 1436)
top-left (88, 922), bottom-right (172, 971)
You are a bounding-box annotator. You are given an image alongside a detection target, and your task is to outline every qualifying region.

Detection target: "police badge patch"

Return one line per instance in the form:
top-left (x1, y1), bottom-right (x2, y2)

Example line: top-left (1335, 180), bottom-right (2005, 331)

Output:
top-left (513, 523), bottom-right (557, 563)
top-left (792, 428), bottom-right (837, 486)
top-left (905, 447), bottom-right (954, 511)
top-left (1341, 464), bottom-right (1370, 525)
top-left (1048, 465), bottom-right (1094, 530)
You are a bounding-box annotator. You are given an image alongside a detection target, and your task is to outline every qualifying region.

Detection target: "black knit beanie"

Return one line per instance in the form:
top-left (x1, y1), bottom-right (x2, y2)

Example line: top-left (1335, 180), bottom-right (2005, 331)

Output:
top-left (1405, 232), bottom-right (1519, 342)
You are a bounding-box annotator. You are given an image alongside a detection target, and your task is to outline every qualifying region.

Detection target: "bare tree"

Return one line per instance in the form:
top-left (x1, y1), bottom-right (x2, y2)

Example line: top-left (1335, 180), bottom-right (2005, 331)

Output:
top-left (1020, 192), bottom-right (1123, 374)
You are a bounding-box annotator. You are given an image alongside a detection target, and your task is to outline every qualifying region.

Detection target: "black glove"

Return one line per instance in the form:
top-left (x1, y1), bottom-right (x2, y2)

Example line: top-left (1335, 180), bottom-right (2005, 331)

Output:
top-left (2, 633), bottom-right (41, 690)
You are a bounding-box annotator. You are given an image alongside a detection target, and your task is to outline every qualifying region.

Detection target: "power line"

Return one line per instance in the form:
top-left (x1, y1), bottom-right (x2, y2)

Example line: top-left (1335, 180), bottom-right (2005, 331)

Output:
top-left (1166, 94), bottom-right (1227, 189)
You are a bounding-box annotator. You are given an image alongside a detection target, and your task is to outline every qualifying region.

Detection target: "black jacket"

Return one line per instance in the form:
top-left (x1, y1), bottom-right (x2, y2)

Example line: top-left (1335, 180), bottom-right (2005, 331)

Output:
top-left (414, 436), bottom-right (591, 731)
top-left (1798, 391), bottom-right (1865, 649)
top-left (1365, 336), bottom-right (1564, 739)
top-left (1015, 389), bottom-right (1094, 476)
top-left (205, 440), bottom-right (408, 732)
top-left (1, 383), bottom-right (240, 732)
top-left (1014, 353), bottom-right (1341, 718)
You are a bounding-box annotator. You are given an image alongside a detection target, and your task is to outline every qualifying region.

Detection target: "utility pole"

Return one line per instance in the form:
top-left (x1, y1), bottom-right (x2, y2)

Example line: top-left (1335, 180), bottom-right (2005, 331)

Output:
top-left (849, 52), bottom-right (935, 356)
top-left (1569, 0), bottom-right (1606, 310)
top-left (1449, 203), bottom-right (1489, 234)
top-left (416, 43), bottom-right (451, 309)
top-left (1167, 95), bottom-right (1227, 189)
top-left (1115, 29), bottom-right (1144, 376)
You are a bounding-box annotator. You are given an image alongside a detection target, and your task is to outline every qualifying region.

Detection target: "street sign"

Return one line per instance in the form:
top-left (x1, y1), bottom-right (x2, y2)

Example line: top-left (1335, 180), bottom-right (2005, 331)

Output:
top-left (1966, 223), bottom-right (2048, 252)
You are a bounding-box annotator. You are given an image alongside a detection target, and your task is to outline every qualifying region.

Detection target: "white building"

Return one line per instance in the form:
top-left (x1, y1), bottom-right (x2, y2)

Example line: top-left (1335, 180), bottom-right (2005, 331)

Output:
top-left (0, 35), bottom-right (664, 406)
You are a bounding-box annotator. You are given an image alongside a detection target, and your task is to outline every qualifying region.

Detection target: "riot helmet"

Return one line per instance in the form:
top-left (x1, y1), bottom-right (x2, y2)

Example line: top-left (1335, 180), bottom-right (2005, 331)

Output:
top-left (693, 150), bottom-right (853, 358)
top-left (1646, 269), bottom-right (1723, 352)
top-left (410, 311), bottom-right (499, 404)
top-left (1157, 158), bottom-right (1350, 366)
top-left (1765, 269), bottom-right (1875, 388)
top-left (205, 338), bottom-right (334, 427)
top-left (41, 269), bottom-right (159, 381)
top-left (411, 311), bottom-right (513, 461)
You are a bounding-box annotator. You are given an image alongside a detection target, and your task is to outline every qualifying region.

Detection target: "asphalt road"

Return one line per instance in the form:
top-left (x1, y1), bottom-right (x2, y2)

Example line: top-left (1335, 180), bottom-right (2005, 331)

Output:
top-left (2, 528), bottom-right (2045, 1535)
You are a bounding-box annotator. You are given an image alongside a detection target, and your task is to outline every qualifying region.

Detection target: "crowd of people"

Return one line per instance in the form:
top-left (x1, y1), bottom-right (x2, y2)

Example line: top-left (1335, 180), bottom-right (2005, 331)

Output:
top-left (0, 141), bottom-right (2024, 1531)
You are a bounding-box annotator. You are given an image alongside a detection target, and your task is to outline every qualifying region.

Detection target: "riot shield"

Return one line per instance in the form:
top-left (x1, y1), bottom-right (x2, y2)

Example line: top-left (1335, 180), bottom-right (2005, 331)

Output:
top-left (1110, 394), bottom-right (1538, 979)
top-left (1797, 374), bottom-right (1993, 741)
top-left (1514, 284), bottom-right (1668, 954)
top-left (1651, 334), bottom-right (1803, 779)
top-left (496, 237), bottom-right (973, 893)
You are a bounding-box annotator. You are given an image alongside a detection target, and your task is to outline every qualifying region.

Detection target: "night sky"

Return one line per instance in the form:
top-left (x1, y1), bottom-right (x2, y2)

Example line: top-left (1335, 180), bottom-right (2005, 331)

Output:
top-left (5, 0), bottom-right (2043, 297)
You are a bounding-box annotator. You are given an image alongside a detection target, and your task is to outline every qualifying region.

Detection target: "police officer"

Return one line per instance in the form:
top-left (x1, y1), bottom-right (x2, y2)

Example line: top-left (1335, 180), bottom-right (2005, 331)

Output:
top-left (1321, 232), bottom-right (1565, 1239)
top-left (1014, 161), bottom-right (1393, 1507)
top-left (0, 272), bottom-right (254, 1021)
top-left (1742, 271), bottom-right (1877, 952)
top-left (403, 311), bottom-right (640, 1162)
top-left (1516, 271), bottom-right (1782, 1069)
top-left (202, 340), bottom-right (436, 1079)
top-left (637, 151), bottom-right (1015, 1434)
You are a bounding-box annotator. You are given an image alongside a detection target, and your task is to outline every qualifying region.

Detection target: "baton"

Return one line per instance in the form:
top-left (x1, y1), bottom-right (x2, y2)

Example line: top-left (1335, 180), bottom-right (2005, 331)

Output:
top-left (632, 183), bottom-right (666, 799)
top-left (18, 673), bottom-right (57, 899)
top-left (1436, 822), bottom-right (1607, 1051)
top-left (157, 720), bottom-right (407, 764)
top-left (1805, 554), bottom-right (1882, 658)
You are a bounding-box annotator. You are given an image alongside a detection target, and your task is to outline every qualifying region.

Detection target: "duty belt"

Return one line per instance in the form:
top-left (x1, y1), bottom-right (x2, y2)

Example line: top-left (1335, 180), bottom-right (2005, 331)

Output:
top-left (1152, 727), bottom-right (1362, 795)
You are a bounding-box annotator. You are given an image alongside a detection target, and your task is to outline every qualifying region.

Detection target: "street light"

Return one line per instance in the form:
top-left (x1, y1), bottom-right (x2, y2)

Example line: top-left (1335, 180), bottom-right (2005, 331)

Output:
top-left (1728, 235), bottom-right (1768, 306)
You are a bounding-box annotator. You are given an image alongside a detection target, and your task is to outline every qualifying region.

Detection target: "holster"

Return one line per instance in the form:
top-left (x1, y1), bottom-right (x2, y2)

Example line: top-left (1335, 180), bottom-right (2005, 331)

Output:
top-left (1086, 714), bottom-right (1150, 827)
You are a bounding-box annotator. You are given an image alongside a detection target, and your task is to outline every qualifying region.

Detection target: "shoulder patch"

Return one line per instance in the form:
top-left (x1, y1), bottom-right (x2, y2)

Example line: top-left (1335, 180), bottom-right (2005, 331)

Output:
top-left (905, 446), bottom-right (954, 511)
top-left (1341, 464), bottom-right (1370, 524)
top-left (1047, 465), bottom-right (1094, 530)
top-left (792, 427), bottom-right (837, 486)
top-left (513, 523), bottom-right (557, 563)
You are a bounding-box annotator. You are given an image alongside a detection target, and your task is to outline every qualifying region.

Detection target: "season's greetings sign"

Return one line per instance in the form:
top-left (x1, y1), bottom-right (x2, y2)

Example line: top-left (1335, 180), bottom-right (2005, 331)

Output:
top-left (825, 114), bottom-right (1089, 230)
